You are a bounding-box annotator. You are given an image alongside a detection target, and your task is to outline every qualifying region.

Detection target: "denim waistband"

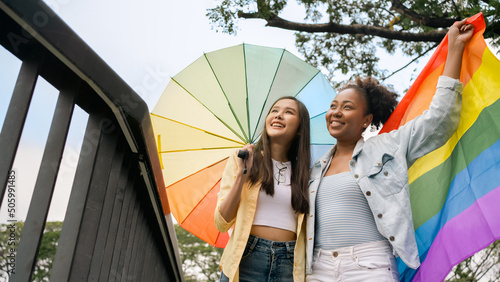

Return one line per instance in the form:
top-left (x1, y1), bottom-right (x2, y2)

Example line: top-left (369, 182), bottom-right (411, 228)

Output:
top-left (314, 240), bottom-right (392, 259)
top-left (247, 234), bottom-right (295, 254)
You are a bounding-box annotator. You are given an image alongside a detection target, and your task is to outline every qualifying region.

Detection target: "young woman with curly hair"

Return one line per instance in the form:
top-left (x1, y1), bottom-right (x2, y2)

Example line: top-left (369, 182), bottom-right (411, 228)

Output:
top-left (306, 20), bottom-right (475, 281)
top-left (215, 96), bottom-right (311, 281)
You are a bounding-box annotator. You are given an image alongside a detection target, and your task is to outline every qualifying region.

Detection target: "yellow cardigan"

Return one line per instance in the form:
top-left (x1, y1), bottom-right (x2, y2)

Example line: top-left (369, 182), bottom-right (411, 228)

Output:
top-left (214, 151), bottom-right (306, 282)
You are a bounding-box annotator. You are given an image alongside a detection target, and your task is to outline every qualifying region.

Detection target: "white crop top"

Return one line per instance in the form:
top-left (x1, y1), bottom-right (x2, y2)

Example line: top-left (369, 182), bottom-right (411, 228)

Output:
top-left (252, 159), bottom-right (298, 233)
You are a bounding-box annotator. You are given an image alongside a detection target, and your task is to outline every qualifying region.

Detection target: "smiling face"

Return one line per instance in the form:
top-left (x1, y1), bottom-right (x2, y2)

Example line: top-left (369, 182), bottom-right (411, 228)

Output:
top-left (265, 98), bottom-right (300, 146)
top-left (325, 88), bottom-right (373, 144)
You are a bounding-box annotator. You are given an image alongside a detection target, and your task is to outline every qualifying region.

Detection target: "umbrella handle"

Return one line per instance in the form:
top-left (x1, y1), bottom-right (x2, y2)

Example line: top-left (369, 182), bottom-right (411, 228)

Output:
top-left (237, 150), bottom-right (249, 174)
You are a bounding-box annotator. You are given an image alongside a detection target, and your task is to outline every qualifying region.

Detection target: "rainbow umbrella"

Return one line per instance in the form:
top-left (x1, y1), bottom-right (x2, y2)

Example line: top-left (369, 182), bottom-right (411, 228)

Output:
top-left (151, 44), bottom-right (335, 247)
top-left (380, 13), bottom-right (500, 281)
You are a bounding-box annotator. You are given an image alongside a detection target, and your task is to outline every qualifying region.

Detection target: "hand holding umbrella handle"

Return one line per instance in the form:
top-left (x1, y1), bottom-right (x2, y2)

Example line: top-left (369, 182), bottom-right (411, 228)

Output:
top-left (237, 150), bottom-right (249, 174)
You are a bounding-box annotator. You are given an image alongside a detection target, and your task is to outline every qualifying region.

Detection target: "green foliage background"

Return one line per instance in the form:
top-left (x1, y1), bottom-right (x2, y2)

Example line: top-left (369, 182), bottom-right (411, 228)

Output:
top-left (174, 224), bottom-right (223, 282)
top-left (0, 222), bottom-right (496, 280)
top-left (0, 222), bottom-right (62, 281)
top-left (208, 0), bottom-right (500, 86)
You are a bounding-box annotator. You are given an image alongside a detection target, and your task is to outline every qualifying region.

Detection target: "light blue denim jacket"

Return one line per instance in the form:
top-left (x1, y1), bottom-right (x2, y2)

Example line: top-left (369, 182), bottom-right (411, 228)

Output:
top-left (306, 76), bottom-right (463, 273)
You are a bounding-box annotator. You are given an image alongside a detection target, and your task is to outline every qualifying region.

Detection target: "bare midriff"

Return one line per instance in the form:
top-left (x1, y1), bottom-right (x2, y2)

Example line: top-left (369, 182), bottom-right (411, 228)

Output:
top-left (250, 225), bottom-right (296, 242)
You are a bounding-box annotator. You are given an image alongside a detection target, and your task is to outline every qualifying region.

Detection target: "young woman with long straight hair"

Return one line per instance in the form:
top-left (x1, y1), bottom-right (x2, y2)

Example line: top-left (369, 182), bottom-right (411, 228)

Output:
top-left (215, 96), bottom-right (311, 281)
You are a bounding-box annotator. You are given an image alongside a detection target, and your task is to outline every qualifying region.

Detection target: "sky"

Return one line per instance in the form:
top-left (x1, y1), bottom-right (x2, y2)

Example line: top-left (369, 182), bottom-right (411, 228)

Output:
top-left (0, 0), bottom-right (306, 223)
top-left (1, 0), bottom-right (496, 223)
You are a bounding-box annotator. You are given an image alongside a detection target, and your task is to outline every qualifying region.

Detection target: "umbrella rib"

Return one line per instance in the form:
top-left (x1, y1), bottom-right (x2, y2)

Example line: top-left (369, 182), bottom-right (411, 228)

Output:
top-left (294, 70), bottom-right (321, 99)
top-left (170, 77), bottom-right (247, 143)
top-left (204, 52), bottom-right (250, 142)
top-left (157, 134), bottom-right (164, 169)
top-left (249, 52), bottom-right (322, 141)
top-left (166, 157), bottom-right (228, 188)
top-left (179, 178), bottom-right (222, 236)
top-left (250, 48), bottom-right (286, 141)
top-left (243, 44), bottom-right (251, 143)
top-left (310, 110), bottom-right (328, 120)
top-left (151, 114), bottom-right (245, 145)
top-left (159, 146), bottom-right (242, 154)
top-left (213, 232), bottom-right (221, 247)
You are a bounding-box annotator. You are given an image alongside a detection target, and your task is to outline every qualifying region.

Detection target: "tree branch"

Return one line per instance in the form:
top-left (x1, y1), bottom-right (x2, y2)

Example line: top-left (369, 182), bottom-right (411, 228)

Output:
top-left (390, 0), bottom-right (458, 28)
top-left (381, 42), bottom-right (439, 81)
top-left (448, 0), bottom-right (461, 18)
top-left (237, 11), bottom-right (448, 42)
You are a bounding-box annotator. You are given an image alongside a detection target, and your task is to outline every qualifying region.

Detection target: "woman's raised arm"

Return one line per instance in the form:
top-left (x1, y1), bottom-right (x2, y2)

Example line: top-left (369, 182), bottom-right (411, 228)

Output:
top-left (442, 19), bottom-right (475, 79)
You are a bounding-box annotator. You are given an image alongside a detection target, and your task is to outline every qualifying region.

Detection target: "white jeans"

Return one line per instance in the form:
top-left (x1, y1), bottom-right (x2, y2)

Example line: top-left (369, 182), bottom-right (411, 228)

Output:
top-left (307, 240), bottom-right (400, 282)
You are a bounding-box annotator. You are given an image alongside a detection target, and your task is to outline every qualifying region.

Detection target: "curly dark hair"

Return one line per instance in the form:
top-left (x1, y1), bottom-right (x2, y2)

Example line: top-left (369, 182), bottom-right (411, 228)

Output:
top-left (338, 77), bottom-right (399, 129)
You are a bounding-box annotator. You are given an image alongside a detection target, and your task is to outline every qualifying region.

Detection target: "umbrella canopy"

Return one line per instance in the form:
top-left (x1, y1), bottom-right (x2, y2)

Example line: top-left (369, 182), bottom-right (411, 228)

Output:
top-left (151, 43), bottom-right (336, 247)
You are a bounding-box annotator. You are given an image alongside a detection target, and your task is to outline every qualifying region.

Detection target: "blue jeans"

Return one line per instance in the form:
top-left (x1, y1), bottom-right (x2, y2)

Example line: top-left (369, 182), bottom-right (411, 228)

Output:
top-left (307, 240), bottom-right (400, 282)
top-left (220, 234), bottom-right (295, 281)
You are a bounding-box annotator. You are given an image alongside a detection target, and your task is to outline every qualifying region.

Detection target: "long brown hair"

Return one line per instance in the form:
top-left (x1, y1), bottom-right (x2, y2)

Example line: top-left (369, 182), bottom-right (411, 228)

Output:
top-left (248, 96), bottom-right (311, 213)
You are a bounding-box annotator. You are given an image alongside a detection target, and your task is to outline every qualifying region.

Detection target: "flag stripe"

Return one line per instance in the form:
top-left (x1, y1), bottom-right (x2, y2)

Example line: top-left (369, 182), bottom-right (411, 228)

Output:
top-left (398, 138), bottom-right (500, 281)
top-left (381, 45), bottom-right (447, 131)
top-left (380, 12), bottom-right (486, 133)
top-left (408, 47), bottom-right (500, 184)
top-left (414, 137), bottom-right (500, 250)
top-left (413, 186), bottom-right (500, 281)
top-left (385, 13), bottom-right (500, 281)
top-left (410, 97), bottom-right (500, 228)
top-left (400, 66), bottom-right (443, 123)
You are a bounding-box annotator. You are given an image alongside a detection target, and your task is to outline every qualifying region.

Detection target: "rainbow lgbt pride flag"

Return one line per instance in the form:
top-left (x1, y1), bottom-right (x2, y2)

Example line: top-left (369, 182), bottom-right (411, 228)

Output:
top-left (380, 13), bottom-right (500, 281)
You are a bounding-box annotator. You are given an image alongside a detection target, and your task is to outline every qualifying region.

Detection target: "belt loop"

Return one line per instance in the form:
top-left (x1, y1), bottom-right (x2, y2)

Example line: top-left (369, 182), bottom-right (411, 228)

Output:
top-left (249, 235), bottom-right (258, 251)
top-left (316, 249), bottom-right (322, 260)
top-left (350, 246), bottom-right (355, 261)
top-left (286, 241), bottom-right (293, 259)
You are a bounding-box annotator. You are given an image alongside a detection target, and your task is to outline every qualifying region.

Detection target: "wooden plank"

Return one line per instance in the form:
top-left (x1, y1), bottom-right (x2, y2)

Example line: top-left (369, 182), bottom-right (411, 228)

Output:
top-left (120, 191), bottom-right (141, 280)
top-left (140, 236), bottom-right (154, 281)
top-left (109, 172), bottom-right (137, 282)
top-left (50, 112), bottom-right (100, 281)
top-left (99, 151), bottom-right (132, 281)
top-left (68, 119), bottom-right (119, 281)
top-left (130, 210), bottom-right (147, 279)
top-left (87, 139), bottom-right (125, 280)
top-left (14, 88), bottom-right (75, 282)
top-left (0, 59), bottom-right (38, 205)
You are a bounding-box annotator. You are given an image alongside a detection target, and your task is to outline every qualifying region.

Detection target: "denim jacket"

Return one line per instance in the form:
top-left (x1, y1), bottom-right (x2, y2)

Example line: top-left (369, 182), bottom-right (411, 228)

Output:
top-left (306, 76), bottom-right (463, 273)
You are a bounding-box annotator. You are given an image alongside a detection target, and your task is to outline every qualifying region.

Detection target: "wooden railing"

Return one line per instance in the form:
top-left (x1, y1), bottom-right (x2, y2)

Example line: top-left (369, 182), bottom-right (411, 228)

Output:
top-left (0, 0), bottom-right (183, 280)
